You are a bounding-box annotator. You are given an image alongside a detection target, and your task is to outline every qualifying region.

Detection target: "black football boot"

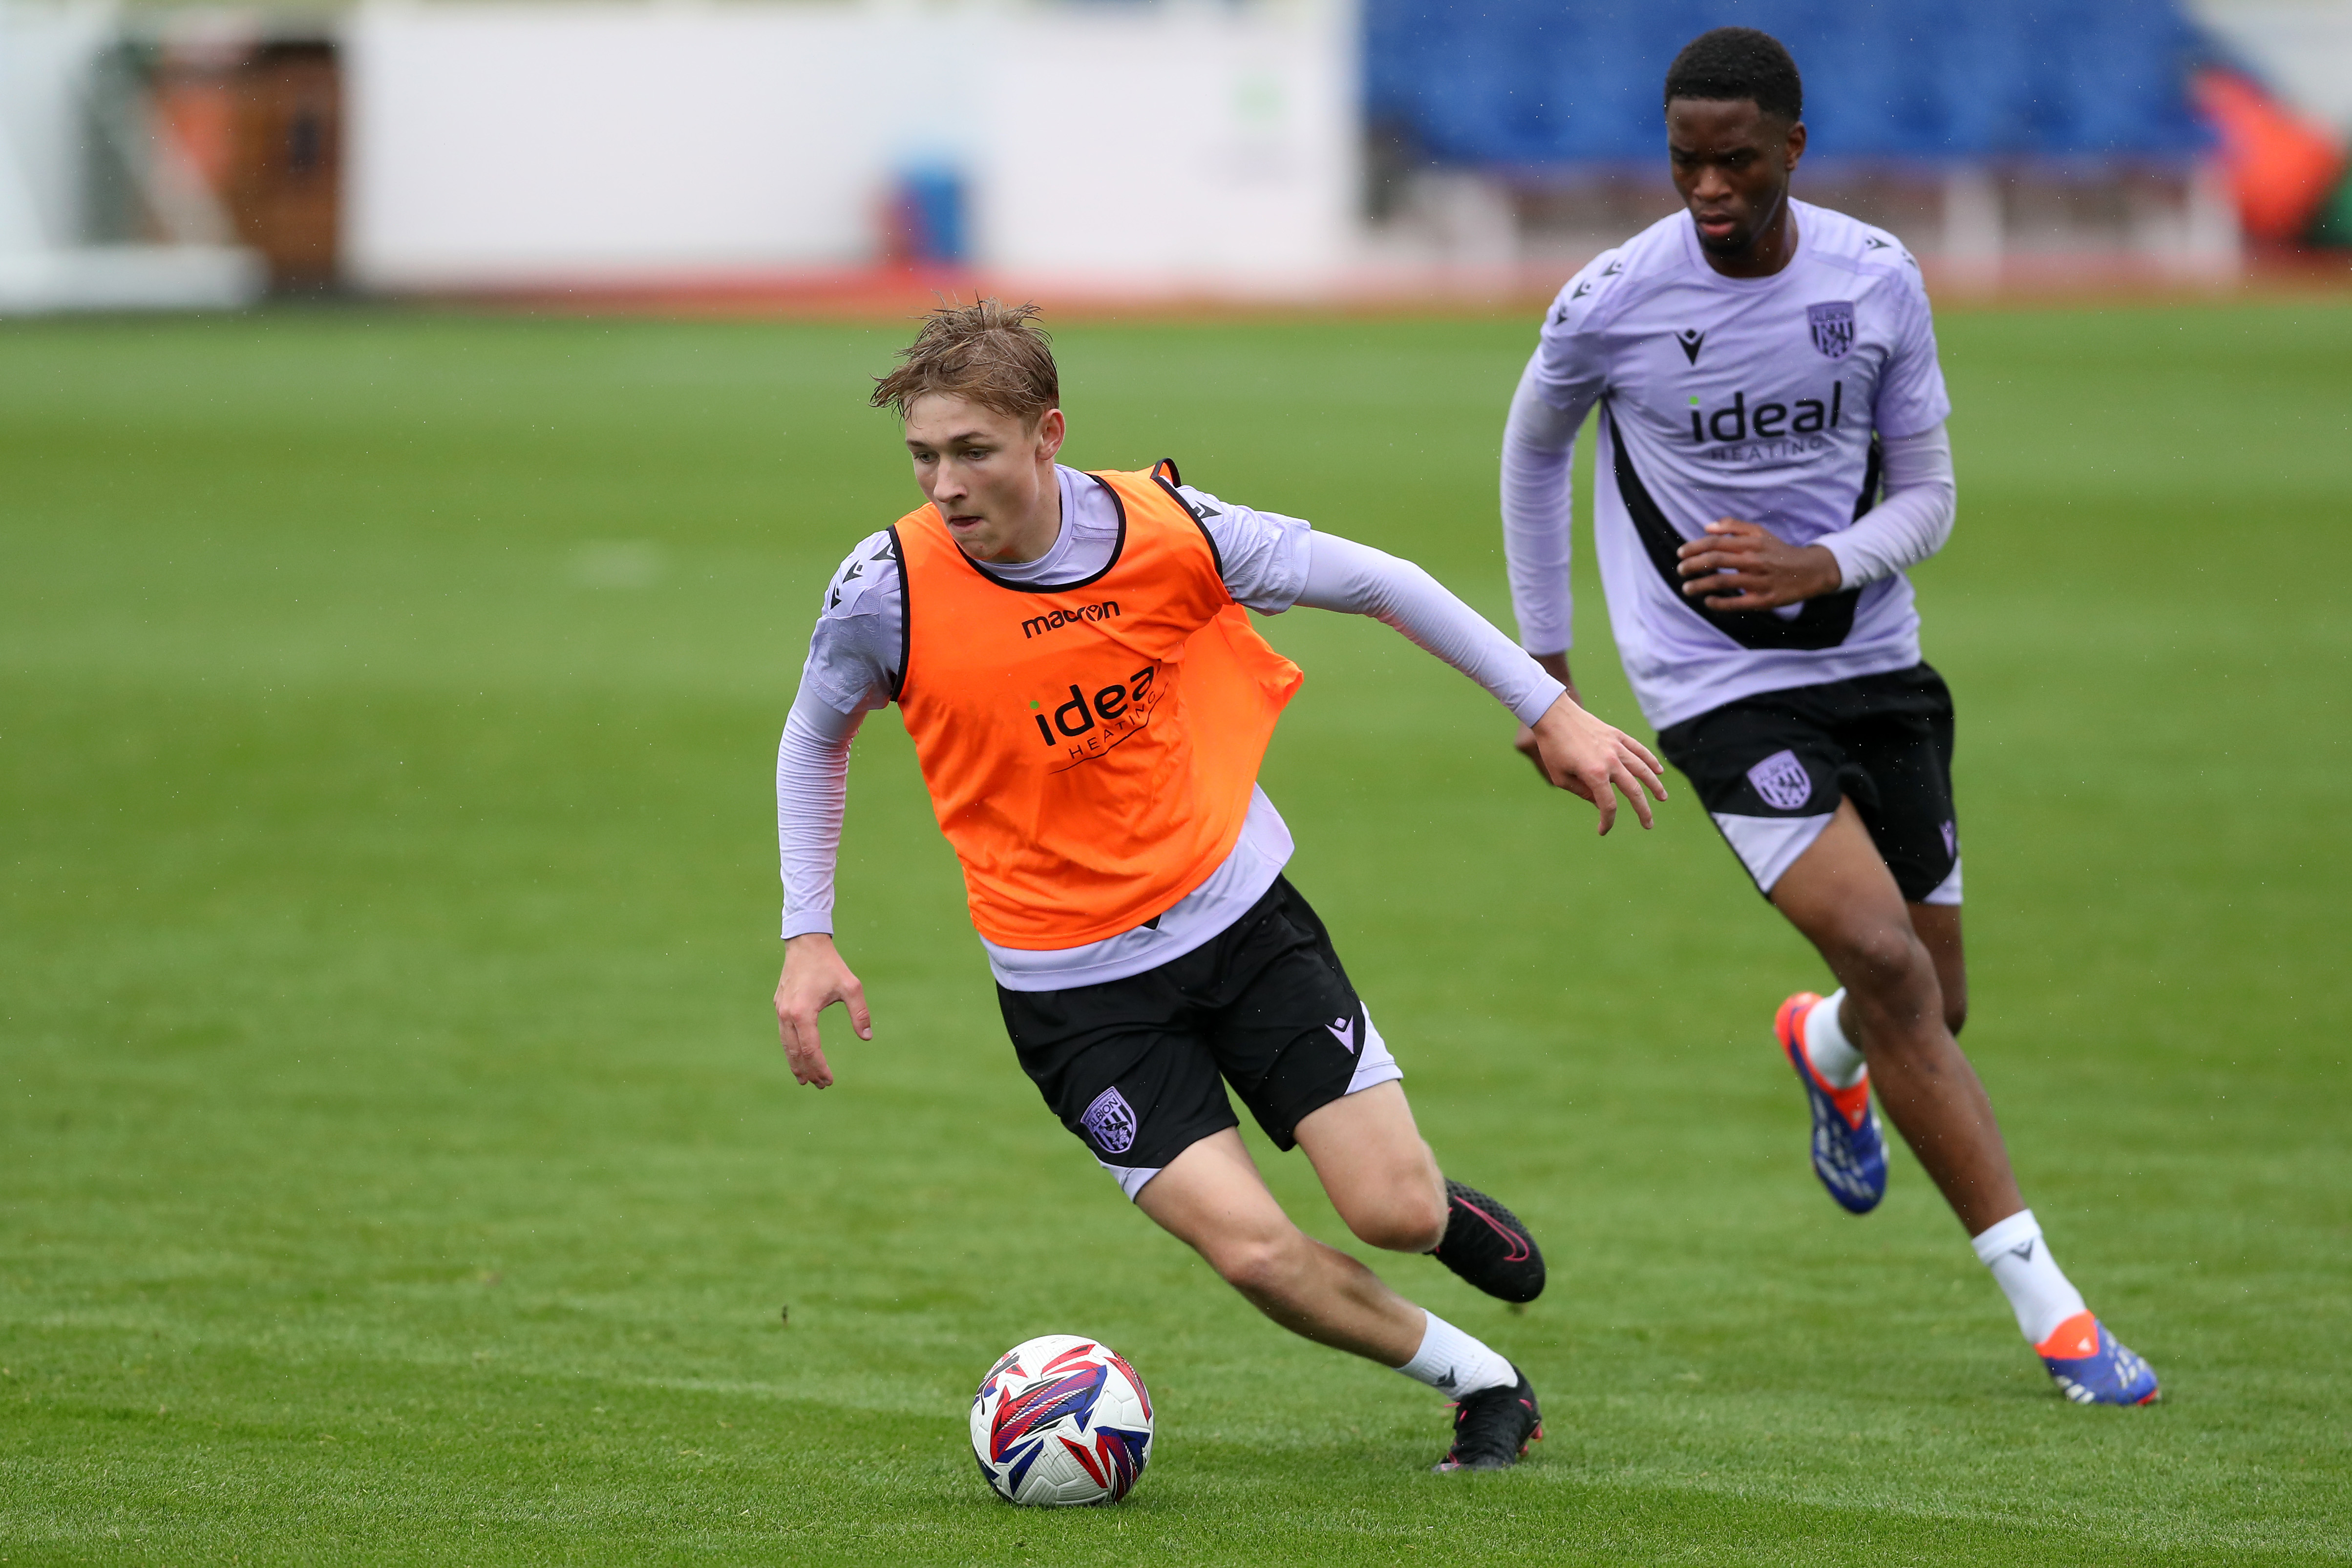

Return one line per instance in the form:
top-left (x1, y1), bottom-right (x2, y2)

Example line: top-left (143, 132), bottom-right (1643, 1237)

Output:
top-left (1432, 1368), bottom-right (1543, 1472)
top-left (1429, 1180), bottom-right (1546, 1303)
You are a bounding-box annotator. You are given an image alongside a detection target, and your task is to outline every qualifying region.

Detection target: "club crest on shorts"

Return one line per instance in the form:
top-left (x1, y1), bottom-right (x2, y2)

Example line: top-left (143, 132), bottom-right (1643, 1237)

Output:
top-left (1807, 301), bottom-right (1855, 360)
top-left (1081, 1087), bottom-right (1138, 1155)
top-left (1747, 749), bottom-right (1815, 811)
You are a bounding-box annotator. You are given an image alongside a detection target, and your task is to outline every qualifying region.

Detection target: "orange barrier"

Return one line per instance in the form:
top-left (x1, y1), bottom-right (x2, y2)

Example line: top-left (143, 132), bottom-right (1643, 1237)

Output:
top-left (2192, 69), bottom-right (2348, 244)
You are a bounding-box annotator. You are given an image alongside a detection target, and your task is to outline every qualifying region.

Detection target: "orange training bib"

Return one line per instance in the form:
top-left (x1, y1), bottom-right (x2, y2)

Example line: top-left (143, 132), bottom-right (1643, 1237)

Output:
top-left (891, 460), bottom-right (1303, 948)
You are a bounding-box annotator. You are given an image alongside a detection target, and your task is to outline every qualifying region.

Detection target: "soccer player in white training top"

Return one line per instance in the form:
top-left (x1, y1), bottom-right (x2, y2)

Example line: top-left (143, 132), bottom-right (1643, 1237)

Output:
top-left (776, 302), bottom-right (1667, 1469)
top-left (1496, 28), bottom-right (2158, 1404)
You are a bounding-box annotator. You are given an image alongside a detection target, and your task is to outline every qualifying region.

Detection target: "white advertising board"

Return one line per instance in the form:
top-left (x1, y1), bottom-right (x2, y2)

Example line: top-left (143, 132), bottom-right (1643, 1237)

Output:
top-left (345, 0), bottom-right (1357, 292)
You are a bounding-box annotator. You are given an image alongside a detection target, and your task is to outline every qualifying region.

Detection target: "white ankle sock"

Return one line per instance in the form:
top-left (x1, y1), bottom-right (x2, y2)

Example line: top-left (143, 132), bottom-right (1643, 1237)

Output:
top-left (1803, 988), bottom-right (1867, 1089)
top-left (1971, 1209), bottom-right (2088, 1346)
top-left (1394, 1311), bottom-right (1515, 1398)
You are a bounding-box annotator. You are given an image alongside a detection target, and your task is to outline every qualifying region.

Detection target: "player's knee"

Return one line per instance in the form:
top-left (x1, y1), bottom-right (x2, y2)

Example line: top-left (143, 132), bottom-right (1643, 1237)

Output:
top-left (1345, 1185), bottom-right (1447, 1254)
top-left (1833, 920), bottom-right (1930, 1002)
top-left (1207, 1232), bottom-right (1304, 1303)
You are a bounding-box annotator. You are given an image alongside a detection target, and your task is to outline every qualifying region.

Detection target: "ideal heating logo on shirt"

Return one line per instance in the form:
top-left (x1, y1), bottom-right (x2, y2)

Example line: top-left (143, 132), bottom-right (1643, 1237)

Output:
top-left (1020, 602), bottom-right (1120, 639)
top-left (1688, 380), bottom-right (1845, 460)
top-left (1027, 665), bottom-right (1161, 768)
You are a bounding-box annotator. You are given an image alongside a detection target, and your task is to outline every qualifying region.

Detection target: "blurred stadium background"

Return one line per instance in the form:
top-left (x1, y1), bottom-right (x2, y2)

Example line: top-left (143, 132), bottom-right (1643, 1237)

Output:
top-left (3, 0), bottom-right (2350, 313)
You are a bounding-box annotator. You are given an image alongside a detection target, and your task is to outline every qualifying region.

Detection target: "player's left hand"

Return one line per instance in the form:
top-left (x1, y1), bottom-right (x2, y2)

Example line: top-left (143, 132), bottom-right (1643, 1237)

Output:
top-left (1521, 694), bottom-right (1668, 835)
top-left (1676, 518), bottom-right (1842, 611)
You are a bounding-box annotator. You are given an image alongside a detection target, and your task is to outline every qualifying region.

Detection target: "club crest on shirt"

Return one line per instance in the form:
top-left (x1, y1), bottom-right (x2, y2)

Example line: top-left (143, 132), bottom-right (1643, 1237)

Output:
top-left (1081, 1086), bottom-right (1138, 1155)
top-left (1807, 301), bottom-right (1856, 361)
top-left (1746, 749), bottom-right (1815, 811)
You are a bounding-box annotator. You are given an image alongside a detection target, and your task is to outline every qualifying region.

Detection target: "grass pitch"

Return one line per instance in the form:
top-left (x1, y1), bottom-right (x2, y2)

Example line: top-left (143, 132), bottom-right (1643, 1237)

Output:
top-left (3, 300), bottom-right (2348, 1565)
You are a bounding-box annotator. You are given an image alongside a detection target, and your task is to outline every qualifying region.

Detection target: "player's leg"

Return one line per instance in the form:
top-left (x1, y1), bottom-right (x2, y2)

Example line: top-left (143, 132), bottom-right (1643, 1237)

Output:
top-left (1132, 1124), bottom-right (1540, 1469)
top-left (1207, 878), bottom-right (1547, 1303)
top-left (1771, 812), bottom-right (2157, 1401)
top-left (994, 893), bottom-right (1542, 1464)
top-left (1130, 1127), bottom-right (1423, 1362)
top-left (997, 976), bottom-right (1439, 1365)
top-left (1768, 803), bottom-right (2019, 1232)
top-left (1770, 894), bottom-right (1967, 1213)
top-left (1785, 670), bottom-right (2161, 1403)
top-left (1288, 1080), bottom-right (1445, 1254)
top-left (1659, 670), bottom-right (2156, 1401)
top-left (1291, 1082), bottom-right (1547, 1306)
top-left (1201, 877), bottom-right (1543, 1465)
top-left (1654, 684), bottom-right (1905, 1213)
top-left (1907, 901), bottom-right (1967, 1035)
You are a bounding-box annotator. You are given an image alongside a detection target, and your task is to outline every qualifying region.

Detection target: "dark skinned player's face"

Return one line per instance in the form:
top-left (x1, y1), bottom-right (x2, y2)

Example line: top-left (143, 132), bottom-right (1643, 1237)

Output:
top-left (1667, 97), bottom-right (1806, 258)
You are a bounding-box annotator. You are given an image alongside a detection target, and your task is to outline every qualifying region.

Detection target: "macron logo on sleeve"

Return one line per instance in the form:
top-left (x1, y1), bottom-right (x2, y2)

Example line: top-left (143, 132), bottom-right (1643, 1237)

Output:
top-left (826, 537), bottom-right (896, 612)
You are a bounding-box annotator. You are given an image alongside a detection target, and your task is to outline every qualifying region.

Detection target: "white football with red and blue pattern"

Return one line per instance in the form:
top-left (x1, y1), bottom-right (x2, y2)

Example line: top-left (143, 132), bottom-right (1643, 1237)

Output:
top-left (968, 1334), bottom-right (1154, 1506)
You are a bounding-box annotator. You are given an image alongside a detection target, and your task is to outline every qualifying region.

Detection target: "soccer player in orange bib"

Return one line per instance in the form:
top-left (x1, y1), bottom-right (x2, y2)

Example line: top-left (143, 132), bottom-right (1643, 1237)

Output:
top-left (774, 301), bottom-right (1666, 1471)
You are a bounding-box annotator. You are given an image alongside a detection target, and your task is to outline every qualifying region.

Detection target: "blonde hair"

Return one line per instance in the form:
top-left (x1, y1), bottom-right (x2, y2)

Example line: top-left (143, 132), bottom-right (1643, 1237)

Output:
top-left (870, 299), bottom-right (1059, 424)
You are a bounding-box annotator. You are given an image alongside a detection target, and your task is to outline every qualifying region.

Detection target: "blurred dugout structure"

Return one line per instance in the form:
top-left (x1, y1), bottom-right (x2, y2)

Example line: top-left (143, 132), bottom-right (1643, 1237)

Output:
top-left (146, 30), bottom-right (341, 290)
top-left (0, 0), bottom-right (2346, 313)
top-left (1, 6), bottom-right (339, 310)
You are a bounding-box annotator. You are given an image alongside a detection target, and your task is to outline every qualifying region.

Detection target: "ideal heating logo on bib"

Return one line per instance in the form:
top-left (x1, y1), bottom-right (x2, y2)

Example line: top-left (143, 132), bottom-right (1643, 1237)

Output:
top-left (1026, 665), bottom-right (1162, 770)
top-left (1688, 380), bottom-right (1844, 462)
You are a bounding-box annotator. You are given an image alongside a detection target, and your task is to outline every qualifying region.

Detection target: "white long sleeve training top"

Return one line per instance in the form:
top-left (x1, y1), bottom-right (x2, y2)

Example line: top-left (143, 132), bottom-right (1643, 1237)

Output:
top-left (1499, 362), bottom-right (1958, 661)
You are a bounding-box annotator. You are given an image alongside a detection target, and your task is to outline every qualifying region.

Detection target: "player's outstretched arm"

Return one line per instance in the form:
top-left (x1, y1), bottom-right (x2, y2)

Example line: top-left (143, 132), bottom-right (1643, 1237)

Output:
top-left (1520, 691), bottom-right (1667, 835)
top-left (775, 933), bottom-right (872, 1089)
top-left (1284, 535), bottom-right (1661, 833)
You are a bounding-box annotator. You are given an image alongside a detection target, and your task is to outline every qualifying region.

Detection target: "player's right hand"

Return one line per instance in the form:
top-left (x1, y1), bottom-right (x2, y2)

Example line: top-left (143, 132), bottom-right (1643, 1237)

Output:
top-left (1518, 693), bottom-right (1668, 835)
top-left (775, 934), bottom-right (872, 1088)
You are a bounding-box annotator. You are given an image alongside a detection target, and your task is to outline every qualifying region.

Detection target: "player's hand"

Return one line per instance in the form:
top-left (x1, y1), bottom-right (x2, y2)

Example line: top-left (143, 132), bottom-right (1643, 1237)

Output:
top-left (1675, 518), bottom-right (1841, 611)
top-left (1517, 692), bottom-right (1668, 835)
top-left (774, 934), bottom-right (871, 1089)
top-left (1512, 650), bottom-right (1585, 785)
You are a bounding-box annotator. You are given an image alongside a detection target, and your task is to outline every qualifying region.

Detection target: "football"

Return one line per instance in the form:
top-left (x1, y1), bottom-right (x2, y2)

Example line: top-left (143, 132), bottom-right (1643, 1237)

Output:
top-left (968, 1334), bottom-right (1155, 1506)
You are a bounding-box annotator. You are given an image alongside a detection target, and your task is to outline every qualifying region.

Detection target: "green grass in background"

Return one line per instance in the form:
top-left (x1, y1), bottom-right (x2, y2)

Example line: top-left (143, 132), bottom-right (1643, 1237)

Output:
top-left (2, 302), bottom-right (2346, 1564)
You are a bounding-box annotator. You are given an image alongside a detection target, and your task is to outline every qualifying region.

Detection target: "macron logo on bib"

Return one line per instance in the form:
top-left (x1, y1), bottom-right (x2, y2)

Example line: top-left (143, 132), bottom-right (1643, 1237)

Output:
top-left (1021, 602), bottom-right (1120, 640)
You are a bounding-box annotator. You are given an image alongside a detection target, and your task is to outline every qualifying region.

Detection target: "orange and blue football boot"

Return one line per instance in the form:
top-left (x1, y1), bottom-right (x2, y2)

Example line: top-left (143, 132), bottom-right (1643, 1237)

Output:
top-left (1775, 992), bottom-right (1886, 1214)
top-left (2036, 1312), bottom-right (2161, 1405)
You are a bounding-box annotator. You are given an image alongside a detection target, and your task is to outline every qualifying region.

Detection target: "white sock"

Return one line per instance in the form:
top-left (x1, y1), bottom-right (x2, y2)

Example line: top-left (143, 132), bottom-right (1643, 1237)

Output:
top-left (1971, 1209), bottom-right (2089, 1346)
top-left (1393, 1311), bottom-right (1515, 1398)
top-left (1803, 988), bottom-right (1867, 1089)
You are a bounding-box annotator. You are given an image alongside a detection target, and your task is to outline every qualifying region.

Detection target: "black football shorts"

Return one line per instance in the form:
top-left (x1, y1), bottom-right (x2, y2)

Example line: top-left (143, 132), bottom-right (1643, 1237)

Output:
top-left (1654, 662), bottom-right (1962, 904)
top-left (996, 877), bottom-right (1401, 1199)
